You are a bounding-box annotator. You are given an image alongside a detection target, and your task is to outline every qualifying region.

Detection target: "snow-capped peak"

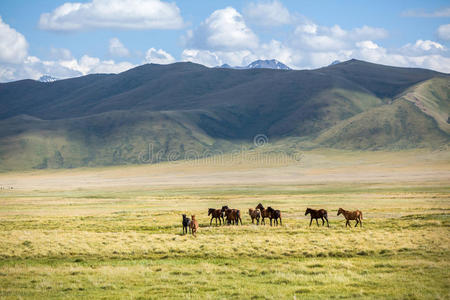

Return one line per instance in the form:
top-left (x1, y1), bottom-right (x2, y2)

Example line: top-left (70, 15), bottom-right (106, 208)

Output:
top-left (216, 59), bottom-right (291, 70)
top-left (39, 75), bottom-right (59, 83)
top-left (246, 59), bottom-right (291, 70)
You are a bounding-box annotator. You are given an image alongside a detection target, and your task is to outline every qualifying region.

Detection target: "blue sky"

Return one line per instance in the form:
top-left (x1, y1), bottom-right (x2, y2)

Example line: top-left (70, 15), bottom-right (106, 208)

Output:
top-left (0, 0), bottom-right (449, 81)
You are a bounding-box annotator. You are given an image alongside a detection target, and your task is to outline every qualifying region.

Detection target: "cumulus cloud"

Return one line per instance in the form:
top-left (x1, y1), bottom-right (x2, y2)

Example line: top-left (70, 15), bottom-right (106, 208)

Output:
top-left (0, 16), bottom-right (28, 63)
top-left (402, 7), bottom-right (450, 18)
top-left (50, 47), bottom-right (73, 60)
top-left (144, 48), bottom-right (175, 64)
top-left (293, 23), bottom-right (387, 52)
top-left (0, 54), bottom-right (136, 82)
top-left (437, 24), bottom-right (450, 40)
top-left (244, 0), bottom-right (295, 26)
top-left (39, 0), bottom-right (184, 31)
top-left (400, 40), bottom-right (446, 56)
top-left (185, 7), bottom-right (258, 51)
top-left (109, 38), bottom-right (130, 57)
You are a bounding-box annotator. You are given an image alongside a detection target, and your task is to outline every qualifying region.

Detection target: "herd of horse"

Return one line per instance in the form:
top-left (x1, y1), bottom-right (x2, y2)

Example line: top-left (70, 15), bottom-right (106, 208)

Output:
top-left (182, 204), bottom-right (363, 235)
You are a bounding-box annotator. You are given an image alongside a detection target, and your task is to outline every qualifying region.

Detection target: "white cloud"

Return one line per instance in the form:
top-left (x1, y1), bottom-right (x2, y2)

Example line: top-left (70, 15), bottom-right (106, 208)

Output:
top-left (0, 53), bottom-right (136, 82)
top-left (50, 47), bottom-right (73, 60)
top-left (185, 7), bottom-right (258, 51)
top-left (402, 7), bottom-right (450, 18)
top-left (144, 48), bottom-right (175, 64)
top-left (244, 0), bottom-right (294, 26)
top-left (109, 38), bottom-right (130, 57)
top-left (181, 49), bottom-right (221, 66)
top-left (437, 24), bottom-right (450, 40)
top-left (39, 0), bottom-right (184, 31)
top-left (400, 40), bottom-right (446, 56)
top-left (0, 16), bottom-right (28, 64)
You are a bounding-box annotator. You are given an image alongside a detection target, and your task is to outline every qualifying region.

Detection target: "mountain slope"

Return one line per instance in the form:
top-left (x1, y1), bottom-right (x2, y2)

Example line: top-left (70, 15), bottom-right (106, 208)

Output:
top-left (315, 99), bottom-right (449, 150)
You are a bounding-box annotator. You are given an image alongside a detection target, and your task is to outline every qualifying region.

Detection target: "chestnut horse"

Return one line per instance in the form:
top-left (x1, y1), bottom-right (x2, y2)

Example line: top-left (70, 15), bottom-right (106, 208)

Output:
top-left (248, 208), bottom-right (260, 225)
top-left (305, 208), bottom-right (329, 227)
top-left (208, 208), bottom-right (224, 226)
top-left (337, 208), bottom-right (363, 227)
top-left (189, 215), bottom-right (199, 235)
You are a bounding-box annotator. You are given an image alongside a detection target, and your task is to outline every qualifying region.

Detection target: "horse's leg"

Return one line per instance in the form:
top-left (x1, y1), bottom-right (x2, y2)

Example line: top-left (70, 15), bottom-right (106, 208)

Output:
top-left (345, 220), bottom-right (349, 227)
top-left (321, 217), bottom-right (325, 226)
top-left (316, 218), bottom-right (319, 227)
top-left (279, 217), bottom-right (282, 226)
top-left (210, 217), bottom-right (213, 226)
top-left (360, 218), bottom-right (362, 227)
top-left (325, 216), bottom-right (329, 227)
top-left (309, 218), bottom-right (313, 226)
top-left (355, 219), bottom-right (359, 227)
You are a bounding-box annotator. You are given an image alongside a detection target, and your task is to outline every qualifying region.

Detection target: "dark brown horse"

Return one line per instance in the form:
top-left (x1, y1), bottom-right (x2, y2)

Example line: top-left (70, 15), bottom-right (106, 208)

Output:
top-left (256, 203), bottom-right (282, 226)
top-left (221, 206), bottom-right (242, 225)
top-left (267, 207), bottom-right (282, 226)
top-left (337, 208), bottom-right (363, 227)
top-left (208, 208), bottom-right (224, 226)
top-left (248, 208), bottom-right (260, 225)
top-left (305, 208), bottom-right (329, 227)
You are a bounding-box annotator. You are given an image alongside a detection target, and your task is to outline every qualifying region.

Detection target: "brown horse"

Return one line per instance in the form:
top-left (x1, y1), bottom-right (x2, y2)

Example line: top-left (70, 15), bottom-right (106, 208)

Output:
top-left (305, 208), bottom-right (329, 227)
top-left (208, 208), bottom-right (224, 226)
top-left (267, 207), bottom-right (282, 226)
top-left (256, 203), bottom-right (282, 226)
top-left (337, 208), bottom-right (363, 227)
top-left (248, 208), bottom-right (260, 225)
top-left (221, 206), bottom-right (242, 225)
top-left (190, 215), bottom-right (199, 235)
top-left (256, 203), bottom-right (271, 225)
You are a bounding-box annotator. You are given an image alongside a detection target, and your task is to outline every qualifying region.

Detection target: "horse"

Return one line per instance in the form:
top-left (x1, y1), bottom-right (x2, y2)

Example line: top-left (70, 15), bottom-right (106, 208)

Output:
top-left (189, 215), bottom-right (199, 235)
top-left (208, 208), bottom-right (224, 226)
top-left (221, 206), bottom-right (242, 225)
top-left (305, 208), bottom-right (329, 227)
top-left (182, 214), bottom-right (191, 234)
top-left (267, 207), bottom-right (282, 226)
top-left (337, 208), bottom-right (363, 227)
top-left (256, 203), bottom-right (271, 225)
top-left (248, 208), bottom-right (260, 225)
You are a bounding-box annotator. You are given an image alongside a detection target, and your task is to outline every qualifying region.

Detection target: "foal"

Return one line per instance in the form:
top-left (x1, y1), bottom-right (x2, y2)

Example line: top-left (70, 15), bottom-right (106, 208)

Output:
top-left (190, 215), bottom-right (199, 236)
top-left (248, 208), bottom-right (260, 225)
top-left (337, 208), bottom-right (363, 227)
top-left (305, 208), bottom-right (329, 227)
top-left (208, 208), bottom-right (224, 226)
top-left (182, 214), bottom-right (191, 234)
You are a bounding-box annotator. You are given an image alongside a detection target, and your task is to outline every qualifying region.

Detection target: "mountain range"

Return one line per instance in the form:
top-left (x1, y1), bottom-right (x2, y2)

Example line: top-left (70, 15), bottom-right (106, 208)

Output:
top-left (0, 59), bottom-right (448, 170)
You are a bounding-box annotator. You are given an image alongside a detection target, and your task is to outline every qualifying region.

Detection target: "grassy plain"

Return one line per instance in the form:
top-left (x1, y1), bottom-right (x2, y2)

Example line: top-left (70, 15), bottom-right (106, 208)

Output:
top-left (0, 149), bottom-right (449, 299)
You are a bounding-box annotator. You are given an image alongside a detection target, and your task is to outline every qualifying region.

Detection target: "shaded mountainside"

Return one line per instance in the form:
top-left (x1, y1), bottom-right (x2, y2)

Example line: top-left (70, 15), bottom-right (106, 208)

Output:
top-left (0, 59), bottom-right (448, 170)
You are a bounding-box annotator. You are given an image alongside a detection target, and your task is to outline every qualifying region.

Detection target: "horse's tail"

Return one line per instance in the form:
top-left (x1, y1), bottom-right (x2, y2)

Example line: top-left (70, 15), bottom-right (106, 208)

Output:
top-left (359, 211), bottom-right (363, 219)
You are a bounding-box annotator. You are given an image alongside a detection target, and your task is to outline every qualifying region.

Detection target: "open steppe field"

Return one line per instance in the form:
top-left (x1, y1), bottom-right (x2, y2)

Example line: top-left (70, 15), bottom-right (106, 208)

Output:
top-left (0, 150), bottom-right (449, 299)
